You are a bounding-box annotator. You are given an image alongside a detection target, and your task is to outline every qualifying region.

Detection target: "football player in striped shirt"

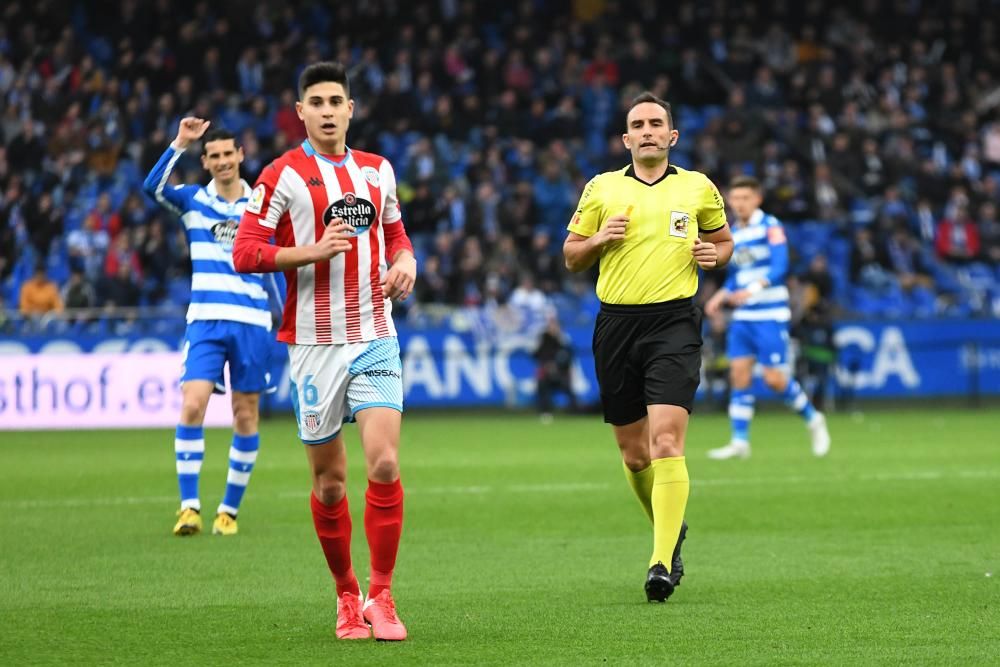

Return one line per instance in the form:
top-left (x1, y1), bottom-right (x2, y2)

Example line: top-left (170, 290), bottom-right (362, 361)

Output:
top-left (704, 176), bottom-right (831, 460)
top-left (234, 62), bottom-right (416, 642)
top-left (144, 119), bottom-right (281, 537)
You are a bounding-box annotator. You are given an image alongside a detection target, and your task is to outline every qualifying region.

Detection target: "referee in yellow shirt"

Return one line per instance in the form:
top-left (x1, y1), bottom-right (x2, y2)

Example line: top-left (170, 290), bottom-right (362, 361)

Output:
top-left (563, 92), bottom-right (733, 602)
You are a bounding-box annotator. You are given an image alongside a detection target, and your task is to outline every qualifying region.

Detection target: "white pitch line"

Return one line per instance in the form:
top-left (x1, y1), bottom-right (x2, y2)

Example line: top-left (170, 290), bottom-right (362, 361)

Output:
top-left (2, 469), bottom-right (998, 510)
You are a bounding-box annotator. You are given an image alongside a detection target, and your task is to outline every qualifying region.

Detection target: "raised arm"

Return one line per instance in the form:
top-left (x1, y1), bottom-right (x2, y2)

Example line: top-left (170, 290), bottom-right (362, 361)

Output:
top-left (142, 117), bottom-right (211, 215)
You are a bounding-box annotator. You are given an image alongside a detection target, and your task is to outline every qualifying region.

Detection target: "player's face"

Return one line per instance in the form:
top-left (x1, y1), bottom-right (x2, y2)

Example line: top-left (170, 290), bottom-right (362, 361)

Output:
top-left (297, 81), bottom-right (354, 152)
top-left (726, 186), bottom-right (763, 222)
top-left (201, 139), bottom-right (243, 185)
top-left (622, 103), bottom-right (678, 164)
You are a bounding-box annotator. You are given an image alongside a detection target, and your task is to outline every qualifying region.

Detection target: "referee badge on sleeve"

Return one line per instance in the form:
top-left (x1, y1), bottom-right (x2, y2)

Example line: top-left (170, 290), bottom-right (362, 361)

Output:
top-left (669, 211), bottom-right (690, 238)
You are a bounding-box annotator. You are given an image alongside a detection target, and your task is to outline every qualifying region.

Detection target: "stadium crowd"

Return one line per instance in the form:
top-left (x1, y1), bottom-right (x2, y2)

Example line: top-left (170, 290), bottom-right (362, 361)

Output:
top-left (1, 0), bottom-right (1000, 334)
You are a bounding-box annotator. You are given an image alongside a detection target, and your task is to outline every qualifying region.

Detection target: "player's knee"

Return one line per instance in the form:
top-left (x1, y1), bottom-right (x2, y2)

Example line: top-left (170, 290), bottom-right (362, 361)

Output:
top-left (622, 451), bottom-right (651, 472)
top-left (730, 368), bottom-right (752, 388)
top-left (651, 431), bottom-right (684, 458)
top-left (313, 474), bottom-right (347, 505)
top-left (179, 398), bottom-right (207, 425)
top-left (762, 369), bottom-right (787, 392)
top-left (367, 451), bottom-right (399, 483)
top-left (231, 401), bottom-right (259, 434)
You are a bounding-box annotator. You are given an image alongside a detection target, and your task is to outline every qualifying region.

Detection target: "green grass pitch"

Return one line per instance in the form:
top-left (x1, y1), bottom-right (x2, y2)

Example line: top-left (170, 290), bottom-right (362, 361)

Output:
top-left (1, 408), bottom-right (997, 665)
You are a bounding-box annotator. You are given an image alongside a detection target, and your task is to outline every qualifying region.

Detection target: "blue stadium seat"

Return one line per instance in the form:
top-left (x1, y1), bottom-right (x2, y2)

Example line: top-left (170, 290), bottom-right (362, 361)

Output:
top-left (909, 286), bottom-right (937, 318)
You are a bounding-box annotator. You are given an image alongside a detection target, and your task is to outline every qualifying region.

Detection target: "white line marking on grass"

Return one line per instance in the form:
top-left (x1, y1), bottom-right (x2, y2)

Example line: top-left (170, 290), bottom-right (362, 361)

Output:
top-left (3, 470), bottom-right (998, 510)
top-left (1, 495), bottom-right (177, 509)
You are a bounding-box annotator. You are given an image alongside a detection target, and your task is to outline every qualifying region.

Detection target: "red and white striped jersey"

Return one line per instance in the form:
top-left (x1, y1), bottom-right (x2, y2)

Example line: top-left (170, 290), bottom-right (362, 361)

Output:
top-left (237, 142), bottom-right (405, 345)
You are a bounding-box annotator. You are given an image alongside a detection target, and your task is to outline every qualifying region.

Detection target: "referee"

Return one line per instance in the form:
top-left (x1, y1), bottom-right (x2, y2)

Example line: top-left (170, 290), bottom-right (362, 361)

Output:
top-left (563, 92), bottom-right (733, 602)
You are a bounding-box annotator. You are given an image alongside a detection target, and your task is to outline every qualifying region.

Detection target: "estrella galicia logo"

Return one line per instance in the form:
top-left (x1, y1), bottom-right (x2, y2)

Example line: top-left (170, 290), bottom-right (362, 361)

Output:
top-left (211, 219), bottom-right (239, 250)
top-left (324, 192), bottom-right (376, 235)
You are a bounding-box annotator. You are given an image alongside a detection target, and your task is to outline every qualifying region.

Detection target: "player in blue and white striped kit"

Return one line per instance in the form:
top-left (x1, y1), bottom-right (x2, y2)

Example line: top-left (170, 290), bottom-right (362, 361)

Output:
top-left (144, 117), bottom-right (281, 536)
top-left (704, 176), bottom-right (830, 460)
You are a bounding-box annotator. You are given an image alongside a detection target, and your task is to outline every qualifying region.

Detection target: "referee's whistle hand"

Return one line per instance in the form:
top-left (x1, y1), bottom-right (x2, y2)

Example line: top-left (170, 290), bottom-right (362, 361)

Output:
top-left (596, 215), bottom-right (628, 245)
top-left (692, 241), bottom-right (718, 269)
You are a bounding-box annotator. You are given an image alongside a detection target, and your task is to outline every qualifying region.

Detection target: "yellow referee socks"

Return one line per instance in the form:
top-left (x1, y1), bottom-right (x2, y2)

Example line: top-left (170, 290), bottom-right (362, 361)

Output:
top-left (622, 460), bottom-right (654, 524)
top-left (649, 456), bottom-right (689, 570)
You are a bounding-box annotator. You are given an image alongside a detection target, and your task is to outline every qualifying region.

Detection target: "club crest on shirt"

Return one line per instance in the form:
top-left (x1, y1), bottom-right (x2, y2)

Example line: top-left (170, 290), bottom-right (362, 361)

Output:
top-left (324, 192), bottom-right (377, 235)
top-left (361, 166), bottom-right (380, 187)
top-left (247, 183), bottom-right (266, 215)
top-left (733, 246), bottom-right (756, 267)
top-left (670, 211), bottom-right (690, 238)
top-left (211, 219), bottom-right (239, 250)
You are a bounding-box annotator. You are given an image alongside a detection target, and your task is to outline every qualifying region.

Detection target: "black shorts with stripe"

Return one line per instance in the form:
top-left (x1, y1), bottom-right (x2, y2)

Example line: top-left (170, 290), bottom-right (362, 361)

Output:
top-left (592, 298), bottom-right (703, 425)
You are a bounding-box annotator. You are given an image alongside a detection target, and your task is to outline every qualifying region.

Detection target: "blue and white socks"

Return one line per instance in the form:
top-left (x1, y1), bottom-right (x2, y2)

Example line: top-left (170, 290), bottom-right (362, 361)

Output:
top-left (218, 433), bottom-right (260, 517)
top-left (174, 427), bottom-right (260, 516)
top-left (728, 388), bottom-right (755, 447)
top-left (783, 379), bottom-right (818, 425)
top-left (175, 425), bottom-right (205, 511)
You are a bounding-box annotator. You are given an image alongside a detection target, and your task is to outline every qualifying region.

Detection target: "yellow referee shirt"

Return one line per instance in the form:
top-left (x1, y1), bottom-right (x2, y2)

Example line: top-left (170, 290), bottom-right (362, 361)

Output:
top-left (568, 164), bottom-right (727, 304)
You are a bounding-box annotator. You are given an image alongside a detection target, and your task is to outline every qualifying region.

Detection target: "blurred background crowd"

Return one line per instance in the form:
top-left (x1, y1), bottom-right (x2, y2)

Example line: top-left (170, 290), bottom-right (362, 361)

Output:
top-left (2, 0), bottom-right (1000, 338)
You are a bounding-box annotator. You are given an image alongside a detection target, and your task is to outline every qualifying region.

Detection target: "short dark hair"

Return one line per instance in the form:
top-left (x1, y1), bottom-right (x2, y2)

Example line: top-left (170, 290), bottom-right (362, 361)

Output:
top-left (626, 92), bottom-right (673, 130)
top-left (729, 175), bottom-right (763, 192)
top-left (298, 61), bottom-right (350, 99)
top-left (201, 128), bottom-right (239, 155)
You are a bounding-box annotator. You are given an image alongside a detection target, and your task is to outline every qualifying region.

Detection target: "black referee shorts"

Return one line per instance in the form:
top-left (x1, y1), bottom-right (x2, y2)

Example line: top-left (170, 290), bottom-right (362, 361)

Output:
top-left (592, 298), bottom-right (703, 425)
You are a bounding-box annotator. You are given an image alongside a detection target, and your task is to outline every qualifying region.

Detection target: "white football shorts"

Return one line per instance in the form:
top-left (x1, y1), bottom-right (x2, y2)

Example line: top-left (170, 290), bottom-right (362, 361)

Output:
top-left (288, 336), bottom-right (403, 445)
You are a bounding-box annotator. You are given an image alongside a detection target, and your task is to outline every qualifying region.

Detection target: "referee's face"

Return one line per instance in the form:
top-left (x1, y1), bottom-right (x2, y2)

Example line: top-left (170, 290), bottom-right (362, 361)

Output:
top-left (623, 102), bottom-right (678, 164)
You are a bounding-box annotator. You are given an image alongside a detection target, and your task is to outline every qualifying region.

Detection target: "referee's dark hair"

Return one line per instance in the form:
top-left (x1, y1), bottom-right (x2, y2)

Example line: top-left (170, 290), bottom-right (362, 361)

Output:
top-left (298, 61), bottom-right (351, 99)
top-left (729, 175), bottom-right (763, 192)
top-left (626, 92), bottom-right (673, 130)
top-left (201, 128), bottom-right (239, 155)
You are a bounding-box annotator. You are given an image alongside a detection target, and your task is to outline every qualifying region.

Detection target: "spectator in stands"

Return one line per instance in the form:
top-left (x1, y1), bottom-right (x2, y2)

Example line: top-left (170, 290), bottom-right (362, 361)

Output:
top-left (66, 213), bottom-right (111, 281)
top-left (19, 264), bottom-right (63, 316)
top-left (61, 268), bottom-right (97, 310)
top-left (1, 0), bottom-right (999, 326)
top-left (23, 192), bottom-right (63, 259)
top-left (533, 314), bottom-right (579, 423)
top-left (851, 228), bottom-right (895, 292)
top-left (138, 220), bottom-right (171, 301)
top-left (85, 193), bottom-right (122, 240)
top-left (802, 254), bottom-right (835, 307)
top-left (935, 203), bottom-right (981, 265)
top-left (884, 225), bottom-right (934, 292)
top-left (978, 202), bottom-right (1000, 265)
top-left (509, 273), bottom-right (552, 335)
top-left (102, 261), bottom-right (141, 308)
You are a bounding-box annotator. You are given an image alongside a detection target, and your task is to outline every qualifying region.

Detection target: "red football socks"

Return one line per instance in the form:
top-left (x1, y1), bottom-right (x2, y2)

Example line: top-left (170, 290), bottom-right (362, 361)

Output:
top-left (364, 478), bottom-right (404, 598)
top-left (310, 492), bottom-right (360, 597)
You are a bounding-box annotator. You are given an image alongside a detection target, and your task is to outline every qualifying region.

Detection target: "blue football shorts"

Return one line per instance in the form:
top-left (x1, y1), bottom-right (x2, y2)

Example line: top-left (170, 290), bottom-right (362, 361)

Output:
top-left (181, 320), bottom-right (273, 394)
top-left (727, 319), bottom-right (790, 368)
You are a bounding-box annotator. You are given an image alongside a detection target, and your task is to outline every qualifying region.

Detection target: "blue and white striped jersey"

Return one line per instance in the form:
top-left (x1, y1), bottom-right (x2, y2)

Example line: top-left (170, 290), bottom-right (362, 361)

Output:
top-left (724, 209), bottom-right (791, 322)
top-left (143, 145), bottom-right (277, 330)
